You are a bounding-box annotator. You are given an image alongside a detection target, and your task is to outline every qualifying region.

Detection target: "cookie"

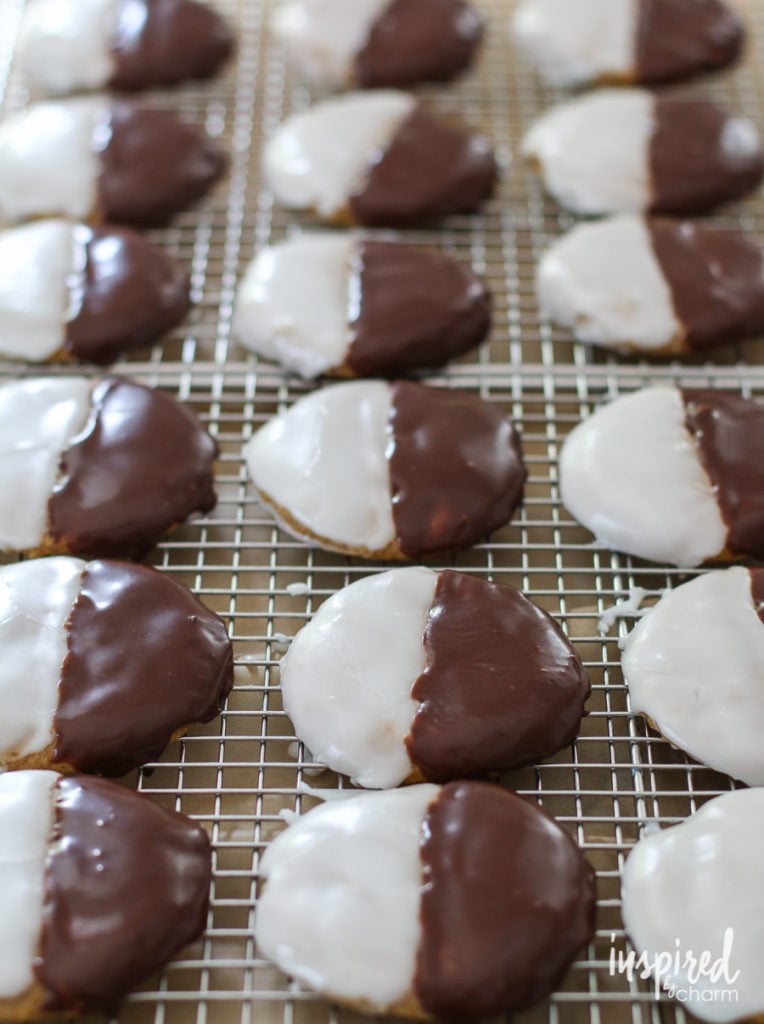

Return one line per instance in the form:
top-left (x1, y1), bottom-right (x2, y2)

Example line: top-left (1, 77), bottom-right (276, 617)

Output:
top-left (0, 97), bottom-right (226, 227)
top-left (622, 789), bottom-right (764, 1023)
top-left (17, 0), bottom-right (232, 96)
top-left (271, 0), bottom-right (482, 90)
top-left (263, 91), bottom-right (496, 226)
top-left (0, 770), bottom-right (210, 1019)
top-left (281, 567), bottom-right (589, 788)
top-left (560, 386), bottom-right (764, 567)
top-left (244, 380), bottom-right (525, 560)
top-left (0, 376), bottom-right (217, 559)
top-left (522, 89), bottom-right (763, 216)
top-left (513, 0), bottom-right (743, 88)
top-left (233, 234), bottom-right (491, 378)
top-left (256, 781), bottom-right (596, 1021)
top-left (537, 215), bottom-right (764, 355)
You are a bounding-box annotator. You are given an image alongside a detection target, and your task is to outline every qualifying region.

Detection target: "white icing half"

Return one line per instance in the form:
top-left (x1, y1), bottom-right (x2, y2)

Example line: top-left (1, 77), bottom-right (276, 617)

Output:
top-left (263, 91), bottom-right (415, 220)
top-left (244, 381), bottom-right (396, 552)
top-left (17, 0), bottom-right (119, 96)
top-left (623, 568), bottom-right (764, 785)
top-left (0, 770), bottom-right (57, 999)
top-left (233, 234), bottom-right (354, 379)
top-left (0, 98), bottom-right (109, 225)
top-left (0, 377), bottom-right (93, 551)
top-left (281, 567), bottom-right (437, 789)
top-left (537, 215), bottom-right (679, 352)
top-left (513, 0), bottom-right (637, 87)
top-left (559, 386), bottom-right (727, 567)
top-left (522, 90), bottom-right (654, 215)
top-left (256, 784), bottom-right (438, 1008)
top-left (622, 789), bottom-right (764, 1023)
top-left (271, 0), bottom-right (390, 88)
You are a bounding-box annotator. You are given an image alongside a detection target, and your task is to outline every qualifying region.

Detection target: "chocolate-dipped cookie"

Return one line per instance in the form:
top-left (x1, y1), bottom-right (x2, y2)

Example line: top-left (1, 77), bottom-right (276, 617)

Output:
top-left (537, 215), bottom-right (764, 355)
top-left (523, 89), bottom-right (763, 216)
top-left (256, 782), bottom-right (596, 1021)
top-left (264, 91), bottom-right (496, 226)
top-left (0, 376), bottom-right (217, 559)
top-left (0, 557), bottom-right (232, 776)
top-left (514, 0), bottom-right (743, 88)
top-left (272, 0), bottom-right (482, 90)
top-left (233, 234), bottom-right (491, 378)
top-left (0, 219), bottom-right (190, 364)
top-left (0, 770), bottom-right (210, 1018)
top-left (281, 567), bottom-right (589, 788)
top-left (0, 97), bottom-right (226, 227)
top-left (244, 380), bottom-right (525, 560)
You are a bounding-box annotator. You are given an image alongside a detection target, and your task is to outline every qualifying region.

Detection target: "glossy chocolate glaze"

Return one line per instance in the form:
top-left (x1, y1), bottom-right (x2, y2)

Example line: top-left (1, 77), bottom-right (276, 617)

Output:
top-left (111, 0), bottom-right (233, 91)
top-left (636, 0), bottom-right (743, 84)
top-left (388, 381), bottom-right (525, 558)
top-left (54, 560), bottom-right (233, 776)
top-left (99, 101), bottom-right (226, 227)
top-left (406, 571), bottom-right (589, 782)
top-left (66, 225), bottom-right (191, 364)
top-left (749, 568), bottom-right (764, 625)
top-left (415, 782), bottom-right (596, 1020)
top-left (355, 0), bottom-right (483, 88)
top-left (349, 105), bottom-right (496, 227)
top-left (48, 377), bottom-right (217, 559)
top-left (650, 98), bottom-right (764, 215)
top-left (37, 775), bottom-right (211, 1015)
top-left (682, 388), bottom-right (764, 560)
top-left (648, 219), bottom-right (764, 351)
top-left (346, 241), bottom-right (490, 376)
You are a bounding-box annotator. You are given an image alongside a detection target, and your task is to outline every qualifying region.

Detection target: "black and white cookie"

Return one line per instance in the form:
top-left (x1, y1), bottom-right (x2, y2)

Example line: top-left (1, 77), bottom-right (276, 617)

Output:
top-left (560, 386), bottom-right (764, 567)
top-left (0, 376), bottom-right (217, 559)
top-left (281, 567), bottom-right (589, 788)
top-left (538, 215), bottom-right (764, 355)
top-left (233, 234), bottom-right (491, 378)
top-left (256, 782), bottom-right (596, 1021)
top-left (523, 89), bottom-right (763, 216)
top-left (264, 91), bottom-right (497, 226)
top-left (244, 380), bottom-right (525, 560)
top-left (0, 557), bottom-right (233, 777)
top-left (0, 770), bottom-right (210, 1019)
top-left (271, 0), bottom-right (482, 90)
top-left (17, 0), bottom-right (232, 96)
top-left (0, 98), bottom-right (226, 227)
top-left (513, 0), bottom-right (743, 89)
top-left (0, 219), bottom-right (190, 364)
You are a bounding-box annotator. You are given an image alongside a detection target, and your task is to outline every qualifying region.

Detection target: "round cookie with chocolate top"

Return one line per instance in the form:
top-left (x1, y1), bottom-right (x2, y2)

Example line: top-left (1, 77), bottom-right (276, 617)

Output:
top-left (233, 234), bottom-right (491, 379)
top-left (256, 782), bottom-right (596, 1021)
top-left (523, 89), bottom-right (763, 216)
top-left (0, 770), bottom-right (211, 1020)
top-left (244, 380), bottom-right (525, 560)
top-left (0, 375), bottom-right (217, 560)
top-left (0, 97), bottom-right (226, 227)
top-left (264, 91), bottom-right (497, 227)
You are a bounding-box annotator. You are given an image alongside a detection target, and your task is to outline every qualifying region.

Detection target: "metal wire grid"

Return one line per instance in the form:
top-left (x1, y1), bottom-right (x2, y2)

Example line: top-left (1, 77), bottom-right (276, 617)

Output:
top-left (1, 0), bottom-right (763, 1022)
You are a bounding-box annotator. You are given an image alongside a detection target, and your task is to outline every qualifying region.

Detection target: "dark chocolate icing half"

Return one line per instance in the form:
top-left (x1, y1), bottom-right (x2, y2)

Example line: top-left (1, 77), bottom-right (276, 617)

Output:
top-left (355, 0), bottom-right (483, 88)
top-left (111, 0), bottom-right (233, 91)
top-left (406, 571), bottom-right (589, 782)
top-left (346, 241), bottom-right (491, 376)
top-left (415, 782), bottom-right (596, 1020)
top-left (47, 376), bottom-right (218, 559)
top-left (349, 105), bottom-right (496, 227)
top-left (54, 559), bottom-right (233, 776)
top-left (636, 0), bottom-right (743, 84)
top-left (650, 98), bottom-right (764, 215)
top-left (99, 101), bottom-right (226, 227)
top-left (682, 388), bottom-right (764, 560)
top-left (66, 225), bottom-right (191, 364)
top-left (749, 568), bottom-right (764, 625)
top-left (37, 775), bottom-right (211, 1015)
top-left (388, 381), bottom-right (525, 558)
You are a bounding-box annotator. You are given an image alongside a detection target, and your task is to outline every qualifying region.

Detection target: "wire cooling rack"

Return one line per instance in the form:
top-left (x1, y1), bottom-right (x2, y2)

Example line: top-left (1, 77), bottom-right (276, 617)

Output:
top-left (1, 0), bottom-right (764, 1022)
